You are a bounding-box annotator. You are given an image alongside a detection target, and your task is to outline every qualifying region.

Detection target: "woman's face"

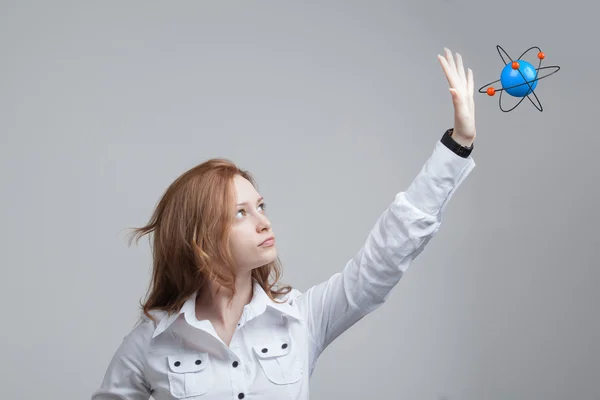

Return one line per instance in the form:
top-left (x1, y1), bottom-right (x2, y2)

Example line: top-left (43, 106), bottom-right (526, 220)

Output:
top-left (228, 175), bottom-right (277, 271)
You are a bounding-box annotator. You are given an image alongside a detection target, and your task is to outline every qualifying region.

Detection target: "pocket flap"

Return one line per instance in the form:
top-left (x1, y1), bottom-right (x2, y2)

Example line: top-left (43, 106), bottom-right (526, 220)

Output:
top-left (167, 353), bottom-right (209, 373)
top-left (252, 338), bottom-right (292, 359)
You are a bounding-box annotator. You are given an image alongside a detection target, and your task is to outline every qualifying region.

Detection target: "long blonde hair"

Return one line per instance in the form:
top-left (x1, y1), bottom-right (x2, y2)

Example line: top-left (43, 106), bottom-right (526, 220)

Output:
top-left (127, 158), bottom-right (291, 322)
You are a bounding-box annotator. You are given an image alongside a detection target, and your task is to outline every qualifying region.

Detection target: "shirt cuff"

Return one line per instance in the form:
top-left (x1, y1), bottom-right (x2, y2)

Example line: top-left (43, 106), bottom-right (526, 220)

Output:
top-left (404, 140), bottom-right (476, 217)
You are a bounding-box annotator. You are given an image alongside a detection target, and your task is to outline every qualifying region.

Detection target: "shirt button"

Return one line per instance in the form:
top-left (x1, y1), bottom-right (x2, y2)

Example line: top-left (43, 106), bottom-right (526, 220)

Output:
top-left (281, 343), bottom-right (288, 349)
top-left (232, 361), bottom-right (239, 368)
top-left (261, 348), bottom-right (268, 353)
top-left (238, 393), bottom-right (245, 399)
top-left (195, 360), bottom-right (202, 365)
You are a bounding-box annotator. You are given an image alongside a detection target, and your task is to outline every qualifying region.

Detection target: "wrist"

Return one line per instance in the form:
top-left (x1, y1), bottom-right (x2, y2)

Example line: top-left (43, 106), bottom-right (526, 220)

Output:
top-left (450, 131), bottom-right (474, 147)
top-left (441, 128), bottom-right (473, 158)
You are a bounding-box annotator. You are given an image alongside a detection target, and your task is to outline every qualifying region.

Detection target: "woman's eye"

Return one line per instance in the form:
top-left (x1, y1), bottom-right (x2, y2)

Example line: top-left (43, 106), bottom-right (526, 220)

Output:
top-left (236, 203), bottom-right (265, 218)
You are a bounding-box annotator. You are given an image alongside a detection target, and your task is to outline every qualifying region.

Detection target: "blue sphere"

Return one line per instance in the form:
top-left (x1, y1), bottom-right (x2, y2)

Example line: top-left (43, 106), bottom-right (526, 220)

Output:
top-left (500, 60), bottom-right (538, 97)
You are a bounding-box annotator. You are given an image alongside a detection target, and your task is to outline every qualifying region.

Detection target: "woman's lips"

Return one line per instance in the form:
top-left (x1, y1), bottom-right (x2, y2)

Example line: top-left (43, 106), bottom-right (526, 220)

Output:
top-left (259, 237), bottom-right (275, 247)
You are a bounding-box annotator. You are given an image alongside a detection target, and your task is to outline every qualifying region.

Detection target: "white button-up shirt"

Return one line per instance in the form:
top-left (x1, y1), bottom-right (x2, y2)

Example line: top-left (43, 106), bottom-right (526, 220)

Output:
top-left (92, 140), bottom-right (475, 400)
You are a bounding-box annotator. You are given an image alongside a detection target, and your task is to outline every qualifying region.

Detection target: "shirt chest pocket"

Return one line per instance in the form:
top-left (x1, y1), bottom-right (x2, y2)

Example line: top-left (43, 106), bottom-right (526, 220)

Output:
top-left (252, 336), bottom-right (303, 385)
top-left (166, 353), bottom-right (213, 398)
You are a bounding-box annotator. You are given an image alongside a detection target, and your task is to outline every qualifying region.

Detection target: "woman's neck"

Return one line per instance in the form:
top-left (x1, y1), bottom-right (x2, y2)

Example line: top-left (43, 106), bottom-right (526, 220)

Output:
top-left (194, 271), bottom-right (254, 327)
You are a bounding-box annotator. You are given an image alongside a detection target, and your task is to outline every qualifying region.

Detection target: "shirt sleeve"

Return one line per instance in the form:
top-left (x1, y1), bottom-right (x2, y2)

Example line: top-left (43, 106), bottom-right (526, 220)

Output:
top-left (296, 140), bottom-right (476, 373)
top-left (91, 318), bottom-right (154, 400)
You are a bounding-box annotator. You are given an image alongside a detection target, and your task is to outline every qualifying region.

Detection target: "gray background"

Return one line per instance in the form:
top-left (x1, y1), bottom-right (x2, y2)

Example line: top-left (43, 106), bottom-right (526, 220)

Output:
top-left (1, 1), bottom-right (598, 399)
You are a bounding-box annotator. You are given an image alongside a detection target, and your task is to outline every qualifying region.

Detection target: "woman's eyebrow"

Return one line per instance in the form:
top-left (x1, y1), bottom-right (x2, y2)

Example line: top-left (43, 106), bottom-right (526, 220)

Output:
top-left (236, 197), bottom-right (264, 207)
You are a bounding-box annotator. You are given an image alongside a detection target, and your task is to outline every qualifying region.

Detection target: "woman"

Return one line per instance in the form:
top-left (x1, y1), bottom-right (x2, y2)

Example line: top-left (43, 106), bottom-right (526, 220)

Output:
top-left (92, 48), bottom-right (477, 400)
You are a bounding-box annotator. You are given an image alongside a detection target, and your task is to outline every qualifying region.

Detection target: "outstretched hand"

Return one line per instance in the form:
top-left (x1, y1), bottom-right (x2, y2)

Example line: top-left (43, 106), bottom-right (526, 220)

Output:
top-left (438, 48), bottom-right (476, 147)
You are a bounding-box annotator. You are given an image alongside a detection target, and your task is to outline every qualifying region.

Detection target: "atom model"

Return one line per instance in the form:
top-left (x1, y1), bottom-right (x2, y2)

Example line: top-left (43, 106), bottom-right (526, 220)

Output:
top-left (479, 45), bottom-right (560, 112)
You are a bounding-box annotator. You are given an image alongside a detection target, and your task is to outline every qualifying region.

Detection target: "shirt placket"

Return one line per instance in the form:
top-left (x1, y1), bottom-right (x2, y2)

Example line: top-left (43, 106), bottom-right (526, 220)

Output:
top-left (226, 309), bottom-right (251, 400)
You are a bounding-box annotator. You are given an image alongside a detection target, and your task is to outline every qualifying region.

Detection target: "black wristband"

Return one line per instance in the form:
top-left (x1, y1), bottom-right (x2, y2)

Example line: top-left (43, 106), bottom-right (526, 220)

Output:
top-left (440, 128), bottom-right (473, 158)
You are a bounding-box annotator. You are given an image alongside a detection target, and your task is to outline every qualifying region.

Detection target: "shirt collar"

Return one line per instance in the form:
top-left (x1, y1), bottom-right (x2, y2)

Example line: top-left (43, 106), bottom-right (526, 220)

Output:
top-left (151, 279), bottom-right (301, 338)
top-left (248, 280), bottom-right (302, 323)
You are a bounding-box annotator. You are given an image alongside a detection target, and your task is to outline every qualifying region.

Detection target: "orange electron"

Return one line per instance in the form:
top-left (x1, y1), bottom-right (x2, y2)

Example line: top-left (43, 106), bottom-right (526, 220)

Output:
top-left (512, 61), bottom-right (520, 69)
top-left (538, 51), bottom-right (545, 59)
top-left (487, 87), bottom-right (496, 96)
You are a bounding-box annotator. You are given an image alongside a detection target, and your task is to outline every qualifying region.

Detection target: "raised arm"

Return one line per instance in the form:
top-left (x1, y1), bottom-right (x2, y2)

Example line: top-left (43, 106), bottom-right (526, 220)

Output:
top-left (295, 48), bottom-right (477, 373)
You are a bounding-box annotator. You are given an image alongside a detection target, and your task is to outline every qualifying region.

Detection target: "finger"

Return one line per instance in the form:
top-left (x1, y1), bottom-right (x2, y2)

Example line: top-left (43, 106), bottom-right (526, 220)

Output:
top-left (467, 68), bottom-right (474, 95)
top-left (456, 53), bottom-right (467, 85)
top-left (438, 54), bottom-right (460, 89)
top-left (469, 91), bottom-right (475, 116)
top-left (444, 48), bottom-right (458, 77)
top-left (467, 68), bottom-right (475, 113)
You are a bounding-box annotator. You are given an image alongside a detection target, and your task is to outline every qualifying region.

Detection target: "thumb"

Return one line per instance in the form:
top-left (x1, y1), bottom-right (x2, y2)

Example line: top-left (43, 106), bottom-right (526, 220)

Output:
top-left (449, 88), bottom-right (466, 109)
top-left (449, 88), bottom-right (459, 102)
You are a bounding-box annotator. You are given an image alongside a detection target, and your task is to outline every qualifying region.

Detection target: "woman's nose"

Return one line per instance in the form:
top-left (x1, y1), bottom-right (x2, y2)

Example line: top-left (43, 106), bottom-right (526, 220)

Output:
top-left (256, 215), bottom-right (271, 231)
